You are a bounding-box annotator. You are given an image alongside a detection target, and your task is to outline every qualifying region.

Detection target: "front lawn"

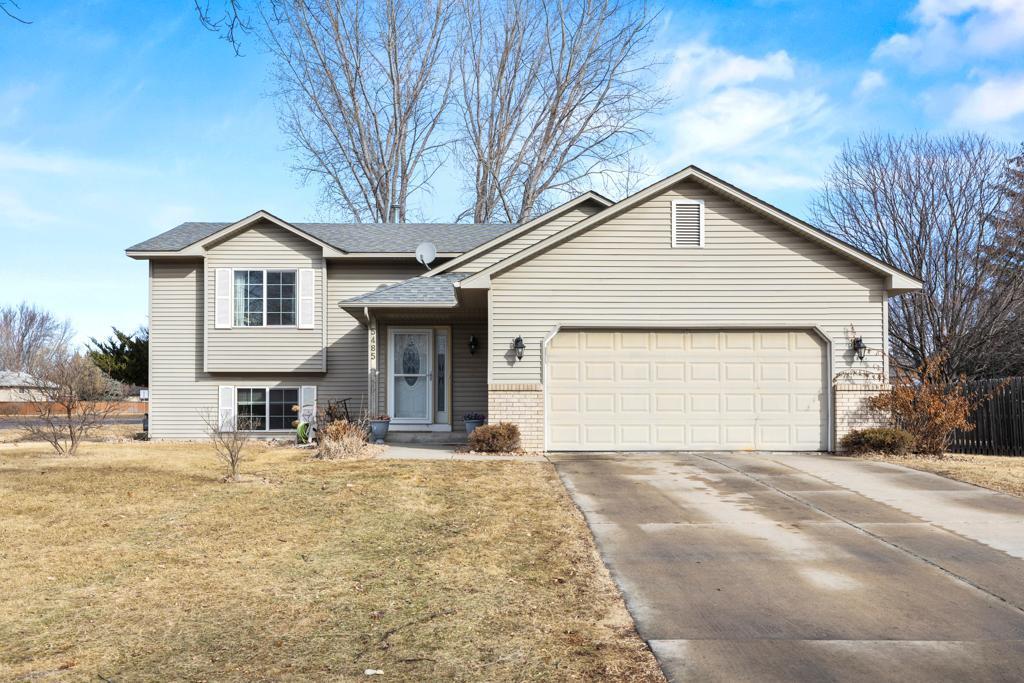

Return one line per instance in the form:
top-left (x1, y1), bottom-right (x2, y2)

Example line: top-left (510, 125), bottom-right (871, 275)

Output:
top-left (0, 441), bottom-right (662, 681)
top-left (858, 452), bottom-right (1024, 497)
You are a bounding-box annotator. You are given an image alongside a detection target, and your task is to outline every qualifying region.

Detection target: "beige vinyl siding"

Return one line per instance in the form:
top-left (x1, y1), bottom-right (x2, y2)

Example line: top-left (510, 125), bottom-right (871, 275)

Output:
top-left (489, 178), bottom-right (886, 384)
top-left (149, 260), bottom-right (325, 439)
top-left (319, 262), bottom-right (424, 415)
top-left (458, 205), bottom-right (602, 274)
top-left (205, 222), bottom-right (325, 373)
top-left (373, 315), bottom-right (488, 428)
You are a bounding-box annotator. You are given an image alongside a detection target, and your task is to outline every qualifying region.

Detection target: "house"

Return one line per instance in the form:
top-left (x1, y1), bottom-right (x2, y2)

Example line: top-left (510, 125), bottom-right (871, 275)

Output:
top-left (126, 166), bottom-right (922, 451)
top-left (0, 371), bottom-right (42, 402)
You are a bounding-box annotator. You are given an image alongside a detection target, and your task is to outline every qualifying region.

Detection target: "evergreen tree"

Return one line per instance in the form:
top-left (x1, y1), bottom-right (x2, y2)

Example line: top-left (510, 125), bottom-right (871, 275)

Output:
top-left (88, 327), bottom-right (148, 387)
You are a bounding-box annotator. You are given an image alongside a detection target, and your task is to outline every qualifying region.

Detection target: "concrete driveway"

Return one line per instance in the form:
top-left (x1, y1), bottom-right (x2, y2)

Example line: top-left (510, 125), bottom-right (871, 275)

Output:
top-left (550, 452), bottom-right (1024, 683)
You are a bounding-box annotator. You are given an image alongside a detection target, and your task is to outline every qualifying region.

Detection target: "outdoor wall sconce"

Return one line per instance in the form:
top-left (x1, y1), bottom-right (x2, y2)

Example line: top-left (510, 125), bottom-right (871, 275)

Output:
top-left (852, 336), bottom-right (866, 361)
top-left (468, 335), bottom-right (478, 355)
top-left (513, 335), bottom-right (526, 361)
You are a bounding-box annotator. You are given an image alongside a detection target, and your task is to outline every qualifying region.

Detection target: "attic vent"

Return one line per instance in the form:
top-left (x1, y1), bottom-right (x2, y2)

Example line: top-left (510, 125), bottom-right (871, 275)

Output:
top-left (671, 200), bottom-right (704, 248)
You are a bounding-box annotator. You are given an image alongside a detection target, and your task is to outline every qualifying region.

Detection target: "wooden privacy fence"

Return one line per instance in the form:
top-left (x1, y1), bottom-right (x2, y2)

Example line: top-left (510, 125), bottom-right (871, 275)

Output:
top-left (948, 377), bottom-right (1024, 456)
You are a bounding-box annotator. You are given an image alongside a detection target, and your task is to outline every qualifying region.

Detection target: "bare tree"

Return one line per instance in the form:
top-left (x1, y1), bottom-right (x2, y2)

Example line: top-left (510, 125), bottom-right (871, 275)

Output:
top-left (266, 0), bottom-right (455, 222)
top-left (201, 410), bottom-right (252, 482)
top-left (0, 303), bottom-right (73, 373)
top-left (19, 352), bottom-right (127, 456)
top-left (195, 0), bottom-right (252, 54)
top-left (1, 0), bottom-right (31, 24)
top-left (812, 132), bottom-right (1022, 380)
top-left (454, 0), bottom-right (662, 223)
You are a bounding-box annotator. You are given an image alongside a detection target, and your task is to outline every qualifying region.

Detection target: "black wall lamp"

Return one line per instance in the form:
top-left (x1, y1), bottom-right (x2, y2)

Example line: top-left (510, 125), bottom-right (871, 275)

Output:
top-left (513, 335), bottom-right (526, 361)
top-left (852, 336), bottom-right (866, 361)
top-left (468, 335), bottom-right (478, 355)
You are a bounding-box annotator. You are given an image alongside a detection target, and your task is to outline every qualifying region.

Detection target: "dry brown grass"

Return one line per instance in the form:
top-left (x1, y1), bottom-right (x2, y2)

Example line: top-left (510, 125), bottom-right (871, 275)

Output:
top-left (858, 452), bottom-right (1024, 497)
top-left (0, 441), bottom-right (663, 682)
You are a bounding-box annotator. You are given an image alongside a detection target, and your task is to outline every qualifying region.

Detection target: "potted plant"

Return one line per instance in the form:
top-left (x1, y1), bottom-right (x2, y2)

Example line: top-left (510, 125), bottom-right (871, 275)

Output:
top-left (463, 412), bottom-right (486, 434)
top-left (368, 414), bottom-right (391, 443)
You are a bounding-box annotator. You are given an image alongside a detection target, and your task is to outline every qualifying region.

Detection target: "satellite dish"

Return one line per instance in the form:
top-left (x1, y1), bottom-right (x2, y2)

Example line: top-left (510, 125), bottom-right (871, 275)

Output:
top-left (415, 241), bottom-right (437, 268)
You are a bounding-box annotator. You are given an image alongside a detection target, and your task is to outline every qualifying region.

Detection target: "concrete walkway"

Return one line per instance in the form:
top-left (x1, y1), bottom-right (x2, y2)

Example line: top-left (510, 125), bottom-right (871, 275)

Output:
top-left (379, 443), bottom-right (547, 462)
top-left (551, 451), bottom-right (1024, 683)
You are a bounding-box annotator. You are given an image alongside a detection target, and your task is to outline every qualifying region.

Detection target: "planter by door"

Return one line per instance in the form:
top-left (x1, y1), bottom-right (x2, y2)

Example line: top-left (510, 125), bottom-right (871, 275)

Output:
top-left (369, 420), bottom-right (390, 444)
top-left (465, 419), bottom-right (485, 434)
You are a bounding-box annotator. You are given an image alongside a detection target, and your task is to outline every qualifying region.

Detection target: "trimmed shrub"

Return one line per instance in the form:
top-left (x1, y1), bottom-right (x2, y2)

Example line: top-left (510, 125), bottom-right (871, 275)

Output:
top-left (467, 422), bottom-right (521, 453)
top-left (839, 427), bottom-right (915, 455)
top-left (318, 419), bottom-right (371, 459)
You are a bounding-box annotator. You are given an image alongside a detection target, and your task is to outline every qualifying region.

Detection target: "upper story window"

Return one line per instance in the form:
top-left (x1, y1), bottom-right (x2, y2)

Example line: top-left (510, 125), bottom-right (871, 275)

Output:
top-left (233, 269), bottom-right (296, 327)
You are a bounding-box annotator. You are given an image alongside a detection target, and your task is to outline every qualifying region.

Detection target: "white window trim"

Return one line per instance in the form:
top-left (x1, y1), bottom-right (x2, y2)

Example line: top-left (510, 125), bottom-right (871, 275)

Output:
top-left (235, 385), bottom-right (301, 432)
top-left (231, 268), bottom-right (299, 328)
top-left (671, 199), bottom-right (705, 248)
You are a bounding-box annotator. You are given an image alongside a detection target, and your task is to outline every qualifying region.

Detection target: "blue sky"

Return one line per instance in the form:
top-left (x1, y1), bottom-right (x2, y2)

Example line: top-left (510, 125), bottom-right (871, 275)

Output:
top-left (2, 0), bottom-right (1023, 344)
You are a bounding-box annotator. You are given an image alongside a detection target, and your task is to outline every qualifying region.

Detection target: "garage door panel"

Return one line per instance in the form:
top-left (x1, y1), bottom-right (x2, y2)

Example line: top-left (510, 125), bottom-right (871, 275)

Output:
top-left (619, 362), bottom-right (650, 381)
top-left (546, 329), bottom-right (827, 451)
top-left (584, 393), bottom-right (615, 412)
top-left (549, 361), bottom-right (580, 381)
top-left (619, 393), bottom-right (651, 413)
top-left (689, 363), bottom-right (720, 381)
top-left (724, 394), bottom-right (755, 412)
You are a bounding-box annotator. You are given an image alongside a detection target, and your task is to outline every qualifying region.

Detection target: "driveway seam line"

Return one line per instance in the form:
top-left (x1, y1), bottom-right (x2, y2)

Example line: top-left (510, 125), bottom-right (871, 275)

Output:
top-left (695, 453), bottom-right (1024, 617)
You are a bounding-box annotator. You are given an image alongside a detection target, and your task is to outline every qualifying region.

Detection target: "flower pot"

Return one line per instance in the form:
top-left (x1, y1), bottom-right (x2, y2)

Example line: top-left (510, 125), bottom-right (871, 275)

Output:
top-left (464, 419), bottom-right (485, 434)
top-left (369, 420), bottom-right (390, 444)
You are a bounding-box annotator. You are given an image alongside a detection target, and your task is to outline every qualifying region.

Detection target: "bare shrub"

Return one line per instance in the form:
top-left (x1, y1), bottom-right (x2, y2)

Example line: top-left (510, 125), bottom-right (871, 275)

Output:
top-left (19, 352), bottom-right (126, 456)
top-left (868, 357), bottom-right (976, 456)
top-left (317, 419), bottom-right (373, 459)
top-left (201, 411), bottom-right (252, 481)
top-left (839, 427), bottom-right (915, 455)
top-left (467, 422), bottom-right (520, 453)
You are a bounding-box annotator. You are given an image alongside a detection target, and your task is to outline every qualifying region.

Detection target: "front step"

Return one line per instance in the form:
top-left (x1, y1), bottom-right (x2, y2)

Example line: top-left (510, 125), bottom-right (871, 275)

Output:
top-left (386, 430), bottom-right (468, 445)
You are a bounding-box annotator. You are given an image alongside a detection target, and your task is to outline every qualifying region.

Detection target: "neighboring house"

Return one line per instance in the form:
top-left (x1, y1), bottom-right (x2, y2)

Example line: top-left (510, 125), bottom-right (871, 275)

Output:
top-left (0, 371), bottom-right (44, 402)
top-left (0, 371), bottom-right (48, 415)
top-left (126, 166), bottom-right (922, 451)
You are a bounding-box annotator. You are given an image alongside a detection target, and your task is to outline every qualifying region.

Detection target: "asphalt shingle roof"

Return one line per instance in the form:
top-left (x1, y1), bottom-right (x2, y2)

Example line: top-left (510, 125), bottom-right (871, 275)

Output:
top-left (341, 273), bottom-right (469, 307)
top-left (127, 221), bottom-right (517, 254)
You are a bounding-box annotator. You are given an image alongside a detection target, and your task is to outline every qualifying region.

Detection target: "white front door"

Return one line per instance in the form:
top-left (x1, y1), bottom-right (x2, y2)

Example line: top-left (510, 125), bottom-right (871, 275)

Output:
top-left (389, 328), bottom-right (432, 423)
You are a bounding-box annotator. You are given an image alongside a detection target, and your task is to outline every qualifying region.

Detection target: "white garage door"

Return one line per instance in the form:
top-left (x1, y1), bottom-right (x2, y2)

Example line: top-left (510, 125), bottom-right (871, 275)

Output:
top-left (546, 330), bottom-right (827, 451)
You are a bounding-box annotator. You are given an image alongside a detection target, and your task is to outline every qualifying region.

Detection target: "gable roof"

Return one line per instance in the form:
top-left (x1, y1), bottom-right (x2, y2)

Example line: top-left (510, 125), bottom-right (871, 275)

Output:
top-left (426, 192), bottom-right (612, 276)
top-left (126, 209), bottom-right (518, 257)
top-left (458, 166), bottom-right (923, 294)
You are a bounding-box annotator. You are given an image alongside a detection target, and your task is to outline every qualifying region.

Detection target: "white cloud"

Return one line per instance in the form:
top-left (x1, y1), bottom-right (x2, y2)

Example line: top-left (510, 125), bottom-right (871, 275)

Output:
top-left (952, 73), bottom-right (1024, 123)
top-left (855, 70), bottom-right (887, 96)
top-left (666, 40), bottom-right (795, 95)
top-left (653, 39), bottom-right (832, 194)
top-left (0, 143), bottom-right (139, 175)
top-left (875, 0), bottom-right (1024, 69)
top-left (671, 87), bottom-right (828, 158)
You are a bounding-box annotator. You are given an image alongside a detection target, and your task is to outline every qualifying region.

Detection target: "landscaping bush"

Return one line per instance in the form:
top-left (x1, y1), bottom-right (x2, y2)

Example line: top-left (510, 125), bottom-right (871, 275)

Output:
top-left (317, 419), bottom-right (371, 459)
top-left (839, 427), bottom-right (915, 455)
top-left (467, 422), bottom-right (521, 453)
top-left (867, 355), bottom-right (975, 456)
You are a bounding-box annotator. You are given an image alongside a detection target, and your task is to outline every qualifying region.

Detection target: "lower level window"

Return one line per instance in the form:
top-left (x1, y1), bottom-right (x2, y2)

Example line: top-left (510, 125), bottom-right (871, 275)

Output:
top-left (237, 387), bottom-right (299, 430)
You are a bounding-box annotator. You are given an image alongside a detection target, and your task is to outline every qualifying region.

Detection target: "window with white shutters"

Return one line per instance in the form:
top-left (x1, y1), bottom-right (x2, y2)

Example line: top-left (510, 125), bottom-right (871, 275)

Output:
top-left (671, 200), bottom-right (704, 247)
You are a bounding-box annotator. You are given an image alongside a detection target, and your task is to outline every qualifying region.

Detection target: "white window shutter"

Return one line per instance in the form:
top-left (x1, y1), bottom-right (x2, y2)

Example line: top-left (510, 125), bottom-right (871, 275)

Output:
top-left (671, 200), bottom-right (704, 247)
top-left (215, 268), bottom-right (232, 328)
top-left (218, 385), bottom-right (235, 431)
top-left (298, 268), bottom-right (315, 329)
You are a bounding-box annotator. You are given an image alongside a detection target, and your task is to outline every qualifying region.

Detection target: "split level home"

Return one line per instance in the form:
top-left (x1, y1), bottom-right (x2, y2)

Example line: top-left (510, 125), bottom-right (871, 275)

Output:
top-left (126, 166), bottom-right (922, 452)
